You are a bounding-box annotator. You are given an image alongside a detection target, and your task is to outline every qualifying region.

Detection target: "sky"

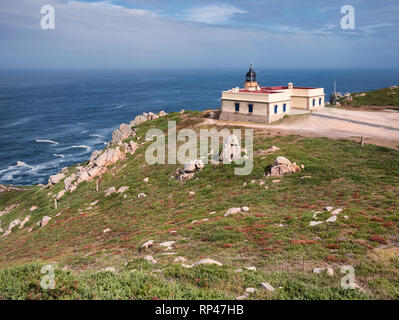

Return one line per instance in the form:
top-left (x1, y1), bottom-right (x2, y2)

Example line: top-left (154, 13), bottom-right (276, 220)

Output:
top-left (0, 0), bottom-right (399, 69)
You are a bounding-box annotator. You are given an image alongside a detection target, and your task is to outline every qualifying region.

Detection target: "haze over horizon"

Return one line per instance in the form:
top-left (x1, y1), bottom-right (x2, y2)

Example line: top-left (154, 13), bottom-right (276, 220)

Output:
top-left (1, 0), bottom-right (399, 70)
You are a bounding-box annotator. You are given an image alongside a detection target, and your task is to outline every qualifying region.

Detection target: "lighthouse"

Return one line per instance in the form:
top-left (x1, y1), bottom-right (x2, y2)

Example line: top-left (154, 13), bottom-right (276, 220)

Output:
top-left (243, 64), bottom-right (260, 91)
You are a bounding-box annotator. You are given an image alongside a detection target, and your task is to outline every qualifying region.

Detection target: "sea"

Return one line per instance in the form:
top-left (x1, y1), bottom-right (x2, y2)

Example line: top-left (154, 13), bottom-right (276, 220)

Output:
top-left (1, 68), bottom-right (399, 185)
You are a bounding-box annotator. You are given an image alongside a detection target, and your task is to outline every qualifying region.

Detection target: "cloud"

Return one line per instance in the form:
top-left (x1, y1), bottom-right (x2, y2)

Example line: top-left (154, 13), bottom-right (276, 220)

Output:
top-left (358, 22), bottom-right (396, 34)
top-left (182, 4), bottom-right (246, 24)
top-left (0, 0), bottom-right (398, 69)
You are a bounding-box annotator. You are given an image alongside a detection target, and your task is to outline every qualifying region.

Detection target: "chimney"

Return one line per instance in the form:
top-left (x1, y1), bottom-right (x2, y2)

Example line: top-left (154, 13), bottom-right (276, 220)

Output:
top-left (288, 82), bottom-right (293, 89)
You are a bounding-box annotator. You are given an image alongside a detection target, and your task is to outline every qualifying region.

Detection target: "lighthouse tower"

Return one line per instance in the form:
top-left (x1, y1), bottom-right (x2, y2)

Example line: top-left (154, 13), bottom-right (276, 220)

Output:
top-left (244, 64), bottom-right (260, 91)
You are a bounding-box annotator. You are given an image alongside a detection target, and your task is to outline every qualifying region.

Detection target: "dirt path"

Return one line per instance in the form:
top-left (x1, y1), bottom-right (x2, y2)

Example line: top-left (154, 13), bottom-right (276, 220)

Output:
top-left (201, 108), bottom-right (399, 149)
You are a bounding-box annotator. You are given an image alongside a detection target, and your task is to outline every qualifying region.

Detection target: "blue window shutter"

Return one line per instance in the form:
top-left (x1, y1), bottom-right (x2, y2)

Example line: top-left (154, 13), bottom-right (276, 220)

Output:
top-left (235, 103), bottom-right (240, 112)
top-left (274, 105), bottom-right (278, 113)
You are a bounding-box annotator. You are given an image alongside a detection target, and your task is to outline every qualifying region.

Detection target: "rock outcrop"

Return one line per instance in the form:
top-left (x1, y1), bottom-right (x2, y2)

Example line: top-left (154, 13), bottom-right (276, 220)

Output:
top-left (46, 110), bottom-right (167, 198)
top-left (48, 173), bottom-right (65, 186)
top-left (111, 123), bottom-right (134, 145)
top-left (0, 203), bottom-right (19, 217)
top-left (224, 206), bottom-right (249, 217)
top-left (175, 159), bottom-right (205, 182)
top-left (220, 135), bottom-right (241, 163)
top-left (330, 92), bottom-right (343, 104)
top-left (266, 156), bottom-right (301, 178)
top-left (193, 259), bottom-right (223, 267)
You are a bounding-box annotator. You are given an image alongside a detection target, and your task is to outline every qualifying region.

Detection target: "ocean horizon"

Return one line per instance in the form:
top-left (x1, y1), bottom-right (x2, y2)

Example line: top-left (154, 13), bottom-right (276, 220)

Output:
top-left (1, 68), bottom-right (399, 185)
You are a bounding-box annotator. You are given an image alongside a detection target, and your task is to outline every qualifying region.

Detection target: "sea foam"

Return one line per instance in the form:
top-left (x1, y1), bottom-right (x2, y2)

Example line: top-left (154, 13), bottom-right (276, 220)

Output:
top-left (35, 139), bottom-right (59, 145)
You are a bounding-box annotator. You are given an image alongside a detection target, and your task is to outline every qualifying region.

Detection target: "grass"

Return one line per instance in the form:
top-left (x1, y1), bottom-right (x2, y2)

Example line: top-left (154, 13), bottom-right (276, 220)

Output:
top-left (1, 111), bottom-right (399, 299)
top-left (338, 86), bottom-right (399, 109)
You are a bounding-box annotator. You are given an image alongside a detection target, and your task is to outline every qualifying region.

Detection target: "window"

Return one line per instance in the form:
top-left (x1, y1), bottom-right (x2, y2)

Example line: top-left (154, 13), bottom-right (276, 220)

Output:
top-left (235, 103), bottom-right (240, 112)
top-left (319, 98), bottom-right (322, 105)
top-left (283, 104), bottom-right (286, 112)
top-left (312, 99), bottom-right (316, 106)
top-left (248, 104), bottom-right (253, 113)
top-left (274, 105), bottom-right (278, 114)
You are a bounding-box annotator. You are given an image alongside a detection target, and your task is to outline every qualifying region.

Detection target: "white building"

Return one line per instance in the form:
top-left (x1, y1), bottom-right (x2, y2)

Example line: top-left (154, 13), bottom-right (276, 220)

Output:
top-left (220, 66), bottom-right (325, 124)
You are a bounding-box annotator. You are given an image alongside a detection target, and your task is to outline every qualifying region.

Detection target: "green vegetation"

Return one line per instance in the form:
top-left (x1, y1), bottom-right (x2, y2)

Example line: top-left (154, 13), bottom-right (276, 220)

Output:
top-left (338, 86), bottom-right (399, 109)
top-left (1, 111), bottom-right (399, 300)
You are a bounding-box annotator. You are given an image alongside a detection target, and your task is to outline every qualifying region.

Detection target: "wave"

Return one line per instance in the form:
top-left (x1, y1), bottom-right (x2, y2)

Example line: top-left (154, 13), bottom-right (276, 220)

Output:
top-left (112, 104), bottom-right (128, 109)
top-left (35, 139), bottom-right (59, 145)
top-left (0, 161), bottom-right (45, 182)
top-left (68, 145), bottom-right (91, 151)
top-left (90, 134), bottom-right (104, 138)
top-left (53, 154), bottom-right (65, 158)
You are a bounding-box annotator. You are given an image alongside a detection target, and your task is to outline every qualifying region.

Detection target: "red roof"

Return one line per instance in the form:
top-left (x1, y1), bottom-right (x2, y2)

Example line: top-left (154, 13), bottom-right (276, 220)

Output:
top-left (237, 85), bottom-right (317, 94)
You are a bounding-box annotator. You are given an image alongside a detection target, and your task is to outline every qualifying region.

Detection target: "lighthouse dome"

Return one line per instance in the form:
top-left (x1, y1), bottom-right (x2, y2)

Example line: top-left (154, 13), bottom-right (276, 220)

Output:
top-left (245, 66), bottom-right (256, 82)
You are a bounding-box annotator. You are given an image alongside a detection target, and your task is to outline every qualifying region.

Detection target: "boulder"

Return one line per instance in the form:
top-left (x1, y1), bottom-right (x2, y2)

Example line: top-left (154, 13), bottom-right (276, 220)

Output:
top-left (133, 114), bottom-right (148, 125)
top-left (111, 123), bottom-right (132, 145)
top-left (138, 192), bottom-right (146, 199)
top-left (313, 267), bottom-right (334, 276)
top-left (8, 219), bottom-right (21, 231)
top-left (76, 170), bottom-right (90, 183)
top-left (332, 208), bottom-right (343, 215)
top-left (64, 174), bottom-right (76, 190)
top-left (245, 266), bottom-right (256, 271)
top-left (105, 186), bottom-right (116, 196)
top-left (260, 282), bottom-right (275, 292)
top-left (29, 205), bottom-right (38, 212)
top-left (326, 215), bottom-right (337, 223)
top-left (159, 110), bottom-right (167, 117)
top-left (310, 221), bottom-right (323, 226)
top-left (330, 92), bottom-right (343, 104)
top-left (224, 207), bottom-right (242, 217)
top-left (117, 186), bottom-right (129, 194)
top-left (40, 216), bottom-right (51, 228)
top-left (141, 240), bottom-right (154, 250)
top-left (177, 172), bottom-right (195, 182)
top-left (145, 255), bottom-right (157, 264)
top-left (87, 166), bottom-right (103, 178)
top-left (89, 150), bottom-right (101, 164)
top-left (0, 203), bottom-right (19, 217)
top-left (56, 189), bottom-right (66, 200)
top-left (124, 141), bottom-right (139, 155)
top-left (220, 135), bottom-right (241, 163)
top-left (19, 215), bottom-right (30, 229)
top-left (265, 146), bottom-right (280, 154)
top-left (177, 159), bottom-right (205, 181)
top-left (48, 173), bottom-right (65, 185)
top-left (267, 156), bottom-right (300, 178)
top-left (94, 152), bottom-right (108, 167)
top-left (193, 259), bottom-right (223, 267)
top-left (184, 161), bottom-right (197, 173)
top-left (160, 241), bottom-right (176, 251)
top-left (174, 256), bottom-right (186, 263)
